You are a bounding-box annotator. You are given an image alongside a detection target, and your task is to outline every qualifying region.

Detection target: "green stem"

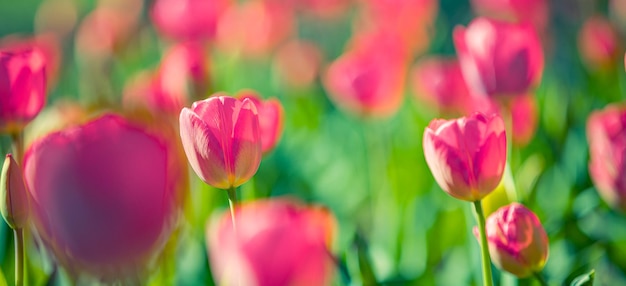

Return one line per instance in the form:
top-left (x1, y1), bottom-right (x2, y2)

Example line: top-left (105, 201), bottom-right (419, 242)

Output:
top-left (14, 228), bottom-right (24, 286)
top-left (226, 187), bottom-right (238, 233)
top-left (10, 132), bottom-right (24, 166)
top-left (472, 200), bottom-right (493, 286)
top-left (533, 271), bottom-right (548, 286)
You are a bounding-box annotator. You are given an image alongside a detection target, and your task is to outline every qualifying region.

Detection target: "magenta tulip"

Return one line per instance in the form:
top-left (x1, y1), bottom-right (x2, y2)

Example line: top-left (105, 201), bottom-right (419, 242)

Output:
top-left (237, 91), bottom-right (284, 154)
top-left (423, 112), bottom-right (507, 201)
top-left (23, 114), bottom-right (184, 280)
top-left (179, 95), bottom-right (261, 189)
top-left (454, 17), bottom-right (544, 98)
top-left (578, 16), bottom-right (620, 70)
top-left (478, 203), bottom-right (549, 278)
top-left (587, 105), bottom-right (626, 211)
top-left (0, 47), bottom-right (47, 134)
top-left (207, 198), bottom-right (336, 286)
top-left (150, 0), bottom-right (231, 42)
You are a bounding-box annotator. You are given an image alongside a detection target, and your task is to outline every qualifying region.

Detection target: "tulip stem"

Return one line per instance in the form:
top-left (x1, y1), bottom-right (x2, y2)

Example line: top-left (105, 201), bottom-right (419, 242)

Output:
top-left (472, 200), bottom-right (493, 286)
top-left (226, 187), bottom-right (238, 233)
top-left (533, 271), bottom-right (548, 286)
top-left (10, 132), bottom-right (24, 165)
top-left (14, 228), bottom-right (24, 286)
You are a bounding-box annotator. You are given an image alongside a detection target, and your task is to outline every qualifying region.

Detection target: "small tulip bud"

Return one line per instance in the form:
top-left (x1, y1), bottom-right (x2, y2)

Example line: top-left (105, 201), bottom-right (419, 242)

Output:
top-left (1, 154), bottom-right (29, 229)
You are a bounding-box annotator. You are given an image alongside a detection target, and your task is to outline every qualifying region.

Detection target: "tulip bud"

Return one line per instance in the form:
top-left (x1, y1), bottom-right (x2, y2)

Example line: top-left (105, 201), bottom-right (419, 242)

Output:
top-left (237, 90), bottom-right (284, 154)
top-left (477, 203), bottom-right (549, 278)
top-left (1, 154), bottom-right (30, 230)
top-left (423, 112), bottom-right (507, 201)
top-left (179, 94), bottom-right (262, 189)
top-left (207, 198), bottom-right (336, 286)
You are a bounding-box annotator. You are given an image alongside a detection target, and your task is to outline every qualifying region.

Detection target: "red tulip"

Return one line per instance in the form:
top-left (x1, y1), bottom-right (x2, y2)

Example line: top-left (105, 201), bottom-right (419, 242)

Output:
top-left (477, 203), bottom-right (549, 278)
top-left (237, 91), bottom-right (284, 154)
top-left (1, 154), bottom-right (30, 230)
top-left (324, 32), bottom-right (407, 118)
top-left (587, 105), bottom-right (626, 211)
top-left (470, 0), bottom-right (549, 32)
top-left (150, 0), bottom-right (231, 42)
top-left (273, 40), bottom-right (323, 89)
top-left (454, 18), bottom-right (544, 98)
top-left (423, 112), bottom-right (507, 201)
top-left (23, 114), bottom-right (184, 279)
top-left (0, 47), bottom-right (47, 134)
top-left (578, 16), bottom-right (620, 70)
top-left (207, 198), bottom-right (336, 286)
top-left (410, 56), bottom-right (474, 116)
top-left (179, 95), bottom-right (261, 189)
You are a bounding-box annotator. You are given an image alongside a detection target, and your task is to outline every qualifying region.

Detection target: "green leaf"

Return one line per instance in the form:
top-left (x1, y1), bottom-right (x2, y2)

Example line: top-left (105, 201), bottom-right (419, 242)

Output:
top-left (571, 270), bottom-right (595, 286)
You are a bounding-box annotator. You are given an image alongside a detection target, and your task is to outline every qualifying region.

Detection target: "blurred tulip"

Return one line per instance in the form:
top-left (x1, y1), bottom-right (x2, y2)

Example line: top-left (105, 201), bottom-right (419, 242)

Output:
top-left (151, 0), bottom-right (231, 42)
top-left (0, 47), bottom-right (47, 134)
top-left (207, 198), bottom-right (336, 286)
top-left (273, 40), bottom-right (323, 89)
top-left (578, 16), bottom-right (620, 70)
top-left (237, 91), bottom-right (284, 154)
top-left (471, 0), bottom-right (549, 32)
top-left (587, 105), bottom-right (626, 211)
top-left (123, 70), bottom-right (177, 115)
top-left (410, 56), bottom-right (474, 116)
top-left (2, 34), bottom-right (62, 89)
top-left (423, 112), bottom-right (507, 201)
top-left (477, 203), bottom-right (549, 278)
top-left (508, 94), bottom-right (538, 146)
top-left (454, 18), bottom-right (544, 98)
top-left (23, 114), bottom-right (184, 280)
top-left (75, 7), bottom-right (137, 60)
top-left (157, 42), bottom-right (209, 102)
top-left (1, 154), bottom-right (30, 230)
top-left (216, 1), bottom-right (294, 57)
top-left (179, 95), bottom-right (261, 189)
top-left (324, 32), bottom-right (407, 118)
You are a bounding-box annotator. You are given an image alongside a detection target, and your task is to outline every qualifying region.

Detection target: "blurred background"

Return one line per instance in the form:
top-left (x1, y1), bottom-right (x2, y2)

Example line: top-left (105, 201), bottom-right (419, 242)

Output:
top-left (1, 0), bottom-right (626, 285)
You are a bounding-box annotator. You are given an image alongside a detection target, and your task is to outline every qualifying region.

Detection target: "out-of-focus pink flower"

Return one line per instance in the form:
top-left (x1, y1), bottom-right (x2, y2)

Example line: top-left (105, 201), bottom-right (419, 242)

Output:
top-left (0, 47), bottom-right (47, 134)
top-left (471, 0), bottom-right (549, 32)
top-left (454, 18), bottom-right (544, 98)
top-left (507, 94), bottom-right (537, 146)
top-left (324, 32), bottom-right (407, 118)
top-left (216, 1), bottom-right (294, 57)
top-left (151, 0), bottom-right (231, 42)
top-left (578, 16), bottom-right (620, 70)
top-left (237, 90), bottom-right (284, 154)
top-left (410, 56), bottom-right (474, 116)
top-left (23, 114), bottom-right (185, 280)
top-left (1, 154), bottom-right (30, 230)
top-left (423, 112), bottom-right (507, 201)
top-left (476, 203), bottom-right (549, 277)
top-left (273, 40), bottom-right (323, 89)
top-left (123, 71), bottom-right (181, 115)
top-left (207, 198), bottom-right (336, 286)
top-left (179, 95), bottom-right (261, 189)
top-left (587, 105), bottom-right (626, 211)
top-left (75, 7), bottom-right (137, 60)
top-left (2, 34), bottom-right (62, 89)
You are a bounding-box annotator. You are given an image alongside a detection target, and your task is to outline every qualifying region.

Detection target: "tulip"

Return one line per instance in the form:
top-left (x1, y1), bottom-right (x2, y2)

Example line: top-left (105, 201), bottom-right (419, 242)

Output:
top-left (478, 203), bottom-right (549, 278)
top-left (587, 105), bottom-right (626, 211)
top-left (423, 112), bottom-right (507, 201)
top-left (1, 154), bottom-right (29, 230)
top-left (156, 42), bottom-right (208, 103)
top-left (0, 47), bottom-right (47, 134)
top-left (237, 91), bottom-right (284, 154)
top-left (578, 16), bottom-right (620, 70)
top-left (207, 198), bottom-right (336, 286)
top-left (74, 7), bottom-right (138, 60)
top-left (410, 56), bottom-right (474, 116)
top-left (150, 0), bottom-right (231, 42)
top-left (179, 95), bottom-right (261, 190)
top-left (324, 32), bottom-right (407, 118)
top-left (273, 40), bottom-right (323, 89)
top-left (470, 0), bottom-right (549, 32)
top-left (454, 17), bottom-right (544, 98)
top-left (23, 114), bottom-right (184, 280)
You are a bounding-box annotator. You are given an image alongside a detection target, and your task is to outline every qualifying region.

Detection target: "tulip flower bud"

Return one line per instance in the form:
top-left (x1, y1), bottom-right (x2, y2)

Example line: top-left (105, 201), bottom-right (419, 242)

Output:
top-left (179, 94), bottom-right (262, 189)
top-left (237, 90), bottom-right (284, 154)
top-left (477, 203), bottom-right (549, 278)
top-left (1, 154), bottom-right (30, 230)
top-left (423, 112), bottom-right (507, 201)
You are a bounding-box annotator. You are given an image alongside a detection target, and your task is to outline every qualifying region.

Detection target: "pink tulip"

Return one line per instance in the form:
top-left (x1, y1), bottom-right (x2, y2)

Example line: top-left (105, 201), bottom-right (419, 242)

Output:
top-left (410, 56), bottom-right (474, 116)
top-left (478, 203), bottom-right (549, 277)
top-left (157, 42), bottom-right (208, 98)
top-left (587, 105), bottom-right (626, 211)
top-left (0, 47), bottom-right (47, 134)
top-left (179, 95), bottom-right (261, 189)
top-left (508, 94), bottom-right (538, 146)
top-left (150, 0), bottom-right (231, 42)
top-left (237, 91), bottom-right (284, 154)
top-left (1, 154), bottom-right (30, 230)
top-left (324, 32), bottom-right (407, 118)
top-left (454, 17), bottom-right (544, 98)
top-left (423, 112), bottom-right (507, 201)
top-left (273, 40), bottom-right (323, 89)
top-left (578, 16), bottom-right (620, 70)
top-left (75, 7), bottom-right (137, 60)
top-left (207, 198), bottom-right (336, 286)
top-left (471, 0), bottom-right (549, 32)
top-left (23, 114), bottom-right (184, 279)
